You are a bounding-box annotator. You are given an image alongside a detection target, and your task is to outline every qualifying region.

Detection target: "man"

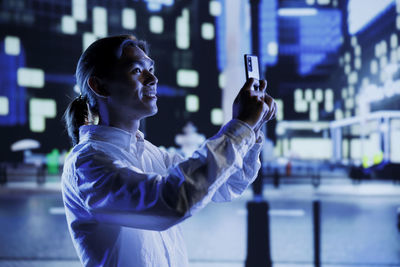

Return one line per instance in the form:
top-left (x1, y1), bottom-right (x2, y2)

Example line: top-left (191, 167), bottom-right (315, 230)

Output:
top-left (62, 35), bottom-right (276, 266)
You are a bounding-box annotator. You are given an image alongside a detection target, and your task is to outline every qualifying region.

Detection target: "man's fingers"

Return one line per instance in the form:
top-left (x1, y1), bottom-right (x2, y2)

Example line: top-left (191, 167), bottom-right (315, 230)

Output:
top-left (240, 78), bottom-right (259, 94)
top-left (259, 80), bottom-right (267, 92)
top-left (264, 93), bottom-right (274, 107)
top-left (266, 100), bottom-right (277, 121)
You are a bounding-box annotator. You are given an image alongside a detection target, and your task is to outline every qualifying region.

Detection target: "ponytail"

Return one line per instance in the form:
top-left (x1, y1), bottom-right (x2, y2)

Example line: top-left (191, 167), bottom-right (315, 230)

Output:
top-left (64, 96), bottom-right (88, 146)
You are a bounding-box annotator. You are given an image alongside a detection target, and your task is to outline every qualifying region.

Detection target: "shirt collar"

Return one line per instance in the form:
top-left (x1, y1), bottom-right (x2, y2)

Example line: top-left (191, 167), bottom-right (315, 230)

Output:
top-left (79, 125), bottom-right (144, 152)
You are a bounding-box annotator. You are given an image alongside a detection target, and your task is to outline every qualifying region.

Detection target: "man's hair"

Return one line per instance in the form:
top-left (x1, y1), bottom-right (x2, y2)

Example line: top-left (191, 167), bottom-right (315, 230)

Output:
top-left (64, 35), bottom-right (149, 146)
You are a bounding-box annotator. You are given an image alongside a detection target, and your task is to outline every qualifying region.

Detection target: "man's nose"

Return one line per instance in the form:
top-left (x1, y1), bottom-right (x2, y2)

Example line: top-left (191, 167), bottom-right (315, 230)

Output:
top-left (144, 71), bottom-right (158, 86)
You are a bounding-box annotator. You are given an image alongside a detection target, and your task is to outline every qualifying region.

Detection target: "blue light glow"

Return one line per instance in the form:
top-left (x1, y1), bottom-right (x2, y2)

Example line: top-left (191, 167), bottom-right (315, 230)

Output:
top-left (143, 0), bottom-right (174, 12)
top-left (0, 41), bottom-right (27, 126)
top-left (348, 0), bottom-right (395, 35)
top-left (216, 0), bottom-right (226, 71)
top-left (280, 9), bottom-right (342, 76)
top-left (259, 0), bottom-right (278, 67)
top-left (278, 8), bottom-right (318, 17)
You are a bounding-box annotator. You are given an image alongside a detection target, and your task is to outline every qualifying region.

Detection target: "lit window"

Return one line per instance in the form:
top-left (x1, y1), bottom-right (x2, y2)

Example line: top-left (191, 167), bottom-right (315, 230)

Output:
top-left (17, 68), bottom-right (45, 88)
top-left (218, 72), bottom-right (226, 89)
top-left (144, 0), bottom-right (174, 12)
top-left (397, 15), bottom-right (400, 30)
top-left (370, 60), bottom-right (378, 74)
top-left (375, 43), bottom-right (381, 57)
top-left (354, 45), bottom-right (361, 56)
top-left (275, 99), bottom-right (283, 121)
top-left (295, 99), bottom-right (308, 112)
top-left (348, 71), bottom-right (358, 84)
top-left (73, 0), bottom-right (87, 22)
top-left (176, 9), bottom-right (190, 49)
top-left (391, 50), bottom-right (398, 63)
top-left (315, 89), bottom-right (323, 102)
top-left (317, 0), bottom-right (330, 5)
top-left (324, 89), bottom-right (334, 113)
top-left (150, 16), bottom-right (164, 34)
top-left (306, 0), bottom-right (315, 5)
top-left (344, 52), bottom-right (351, 62)
top-left (210, 0), bottom-right (222, 16)
top-left (0, 96), bottom-right (9, 115)
top-left (305, 88), bottom-right (313, 101)
top-left (345, 64), bottom-right (351, 74)
top-left (4, 36), bottom-right (20, 55)
top-left (380, 56), bottom-right (388, 69)
top-left (342, 88), bottom-right (348, 99)
top-left (61, 16), bottom-right (77, 35)
top-left (278, 8), bottom-right (318, 16)
top-left (391, 33), bottom-right (398, 48)
top-left (381, 40), bottom-right (388, 55)
top-left (310, 101), bottom-right (319, 121)
top-left (185, 94), bottom-right (199, 112)
top-left (122, 8), bottom-right (136, 30)
top-left (83, 32), bottom-right (97, 51)
top-left (29, 98), bottom-right (56, 132)
top-left (294, 88), bottom-right (303, 100)
top-left (93, 6), bottom-right (107, 38)
top-left (201, 23), bottom-right (214, 40)
top-left (177, 69), bottom-right (199, 87)
top-left (351, 36), bottom-right (357, 46)
top-left (345, 98), bottom-right (354, 109)
top-left (335, 109), bottom-right (343, 120)
top-left (355, 57), bottom-right (362, 69)
top-left (397, 46), bottom-right (400, 60)
top-left (268, 42), bottom-right (278, 57)
top-left (211, 108), bottom-right (224, 125)
top-left (349, 86), bottom-right (355, 96)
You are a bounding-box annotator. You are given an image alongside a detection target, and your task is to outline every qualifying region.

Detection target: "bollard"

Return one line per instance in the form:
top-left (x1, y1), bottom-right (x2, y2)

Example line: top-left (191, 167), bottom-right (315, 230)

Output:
top-left (397, 207), bottom-right (400, 232)
top-left (313, 200), bottom-right (321, 267)
top-left (0, 163), bottom-right (7, 185)
top-left (245, 200), bottom-right (272, 267)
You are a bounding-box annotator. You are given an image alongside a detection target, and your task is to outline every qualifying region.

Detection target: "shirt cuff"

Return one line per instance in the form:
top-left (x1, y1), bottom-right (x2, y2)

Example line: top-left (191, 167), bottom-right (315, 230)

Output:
top-left (219, 119), bottom-right (256, 148)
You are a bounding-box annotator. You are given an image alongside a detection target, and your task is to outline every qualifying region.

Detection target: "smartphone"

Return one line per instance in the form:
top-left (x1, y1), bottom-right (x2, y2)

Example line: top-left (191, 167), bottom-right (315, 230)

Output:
top-left (244, 54), bottom-right (260, 90)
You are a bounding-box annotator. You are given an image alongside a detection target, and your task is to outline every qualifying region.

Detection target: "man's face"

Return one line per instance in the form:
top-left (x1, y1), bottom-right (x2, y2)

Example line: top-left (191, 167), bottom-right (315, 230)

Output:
top-left (105, 45), bottom-right (158, 120)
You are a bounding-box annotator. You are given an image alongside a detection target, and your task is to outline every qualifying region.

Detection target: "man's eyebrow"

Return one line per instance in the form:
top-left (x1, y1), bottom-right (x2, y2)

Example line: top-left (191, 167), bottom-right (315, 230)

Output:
top-left (125, 58), bottom-right (154, 68)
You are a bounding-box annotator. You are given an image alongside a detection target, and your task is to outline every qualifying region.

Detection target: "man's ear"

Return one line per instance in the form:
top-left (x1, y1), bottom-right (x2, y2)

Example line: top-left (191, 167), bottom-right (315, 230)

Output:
top-left (87, 76), bottom-right (110, 98)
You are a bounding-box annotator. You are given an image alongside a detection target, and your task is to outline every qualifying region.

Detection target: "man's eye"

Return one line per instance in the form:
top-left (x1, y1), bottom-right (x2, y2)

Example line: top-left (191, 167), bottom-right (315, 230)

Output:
top-left (132, 68), bottom-right (141, 74)
top-left (149, 68), bottom-right (154, 73)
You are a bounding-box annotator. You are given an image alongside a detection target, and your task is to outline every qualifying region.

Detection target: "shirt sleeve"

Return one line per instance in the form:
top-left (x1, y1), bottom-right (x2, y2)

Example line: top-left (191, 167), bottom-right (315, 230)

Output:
top-left (68, 119), bottom-right (256, 231)
top-left (211, 127), bottom-right (264, 202)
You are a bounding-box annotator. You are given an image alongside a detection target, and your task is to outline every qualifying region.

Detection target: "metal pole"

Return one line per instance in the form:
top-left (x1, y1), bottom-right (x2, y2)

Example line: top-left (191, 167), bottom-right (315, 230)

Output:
top-left (313, 200), bottom-right (321, 267)
top-left (245, 201), bottom-right (272, 267)
top-left (245, 1), bottom-right (272, 266)
top-left (249, 0), bottom-right (263, 198)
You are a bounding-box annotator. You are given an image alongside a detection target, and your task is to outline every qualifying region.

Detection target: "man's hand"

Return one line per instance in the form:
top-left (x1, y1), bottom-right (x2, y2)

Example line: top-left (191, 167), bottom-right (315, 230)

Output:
top-left (232, 78), bottom-right (277, 131)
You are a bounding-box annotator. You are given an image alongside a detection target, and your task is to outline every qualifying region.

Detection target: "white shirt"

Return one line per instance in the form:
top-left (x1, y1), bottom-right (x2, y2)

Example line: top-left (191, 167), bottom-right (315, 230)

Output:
top-left (61, 119), bottom-right (263, 267)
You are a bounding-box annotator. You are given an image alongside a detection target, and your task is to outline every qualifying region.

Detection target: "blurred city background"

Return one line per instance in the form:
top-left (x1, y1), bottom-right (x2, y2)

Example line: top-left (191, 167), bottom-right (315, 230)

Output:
top-left (0, 0), bottom-right (400, 266)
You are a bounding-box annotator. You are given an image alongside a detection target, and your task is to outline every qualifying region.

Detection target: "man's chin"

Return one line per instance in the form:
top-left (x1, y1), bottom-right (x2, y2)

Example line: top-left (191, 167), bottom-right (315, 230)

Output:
top-left (143, 107), bottom-right (158, 118)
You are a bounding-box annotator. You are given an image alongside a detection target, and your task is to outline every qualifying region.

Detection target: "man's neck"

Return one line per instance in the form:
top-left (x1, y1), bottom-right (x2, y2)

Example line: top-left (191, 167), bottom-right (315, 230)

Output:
top-left (96, 101), bottom-right (141, 134)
